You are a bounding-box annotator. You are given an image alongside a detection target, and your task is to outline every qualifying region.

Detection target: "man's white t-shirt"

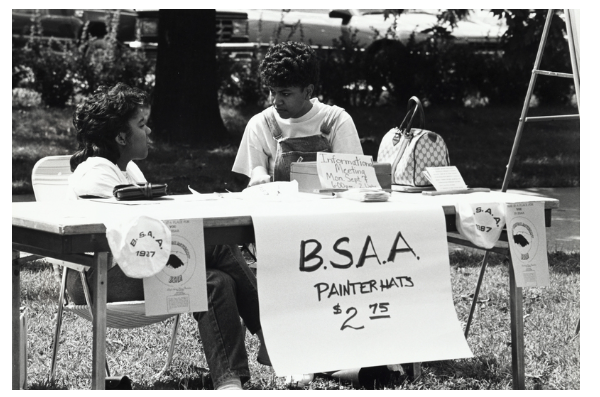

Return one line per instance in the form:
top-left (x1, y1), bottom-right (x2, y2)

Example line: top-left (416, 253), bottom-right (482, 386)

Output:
top-left (68, 156), bottom-right (146, 199)
top-left (232, 98), bottom-right (363, 178)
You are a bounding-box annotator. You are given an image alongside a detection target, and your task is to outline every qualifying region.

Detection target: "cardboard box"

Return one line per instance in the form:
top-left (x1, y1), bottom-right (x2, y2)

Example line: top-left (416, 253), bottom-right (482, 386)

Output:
top-left (290, 161), bottom-right (392, 193)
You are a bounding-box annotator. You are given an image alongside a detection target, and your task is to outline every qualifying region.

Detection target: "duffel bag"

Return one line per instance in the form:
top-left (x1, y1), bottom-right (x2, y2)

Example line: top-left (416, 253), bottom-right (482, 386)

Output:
top-left (377, 96), bottom-right (450, 187)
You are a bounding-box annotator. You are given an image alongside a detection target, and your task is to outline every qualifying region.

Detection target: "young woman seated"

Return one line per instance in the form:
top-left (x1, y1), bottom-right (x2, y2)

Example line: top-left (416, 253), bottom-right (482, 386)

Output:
top-left (66, 82), bottom-right (270, 390)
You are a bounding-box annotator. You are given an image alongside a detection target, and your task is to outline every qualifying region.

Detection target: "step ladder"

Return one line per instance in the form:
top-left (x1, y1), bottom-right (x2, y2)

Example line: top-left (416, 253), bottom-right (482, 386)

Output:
top-left (464, 8), bottom-right (580, 342)
top-left (461, 11), bottom-right (581, 389)
top-left (502, 9), bottom-right (580, 191)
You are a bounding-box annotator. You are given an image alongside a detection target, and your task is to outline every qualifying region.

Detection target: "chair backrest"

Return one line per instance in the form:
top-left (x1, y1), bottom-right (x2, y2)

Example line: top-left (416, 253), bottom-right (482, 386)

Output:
top-left (31, 155), bottom-right (72, 202)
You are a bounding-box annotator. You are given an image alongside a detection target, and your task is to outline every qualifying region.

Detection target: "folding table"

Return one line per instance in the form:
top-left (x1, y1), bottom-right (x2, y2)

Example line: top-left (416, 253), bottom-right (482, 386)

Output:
top-left (12, 192), bottom-right (557, 389)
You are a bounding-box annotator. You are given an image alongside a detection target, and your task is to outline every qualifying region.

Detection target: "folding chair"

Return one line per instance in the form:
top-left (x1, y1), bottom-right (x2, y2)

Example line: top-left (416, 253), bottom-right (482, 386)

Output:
top-left (30, 155), bottom-right (181, 381)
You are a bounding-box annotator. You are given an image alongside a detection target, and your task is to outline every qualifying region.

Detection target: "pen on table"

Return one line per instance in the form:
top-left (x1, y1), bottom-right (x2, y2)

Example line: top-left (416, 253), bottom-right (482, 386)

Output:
top-left (315, 188), bottom-right (347, 196)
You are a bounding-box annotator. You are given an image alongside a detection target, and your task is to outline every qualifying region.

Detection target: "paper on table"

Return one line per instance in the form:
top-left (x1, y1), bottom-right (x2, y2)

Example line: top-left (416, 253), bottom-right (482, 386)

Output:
top-left (188, 186), bottom-right (222, 200)
top-left (423, 166), bottom-right (468, 191)
top-left (241, 181), bottom-right (299, 201)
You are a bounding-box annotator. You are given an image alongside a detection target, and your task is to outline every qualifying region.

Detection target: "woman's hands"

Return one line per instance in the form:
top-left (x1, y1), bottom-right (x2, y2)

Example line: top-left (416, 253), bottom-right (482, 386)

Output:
top-left (248, 166), bottom-right (272, 187)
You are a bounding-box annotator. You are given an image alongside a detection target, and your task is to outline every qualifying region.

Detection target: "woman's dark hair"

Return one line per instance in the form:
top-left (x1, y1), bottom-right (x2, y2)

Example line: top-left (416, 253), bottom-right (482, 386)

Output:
top-left (260, 41), bottom-right (319, 89)
top-left (70, 83), bottom-right (149, 171)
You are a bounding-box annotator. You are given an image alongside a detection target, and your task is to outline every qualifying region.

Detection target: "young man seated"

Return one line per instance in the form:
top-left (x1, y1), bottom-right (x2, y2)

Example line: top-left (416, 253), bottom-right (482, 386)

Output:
top-left (233, 41), bottom-right (363, 185)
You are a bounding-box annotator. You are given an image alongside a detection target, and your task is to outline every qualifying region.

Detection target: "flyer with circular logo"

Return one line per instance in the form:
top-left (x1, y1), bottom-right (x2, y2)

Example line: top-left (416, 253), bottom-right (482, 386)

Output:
top-left (142, 219), bottom-right (208, 315)
top-left (506, 202), bottom-right (549, 287)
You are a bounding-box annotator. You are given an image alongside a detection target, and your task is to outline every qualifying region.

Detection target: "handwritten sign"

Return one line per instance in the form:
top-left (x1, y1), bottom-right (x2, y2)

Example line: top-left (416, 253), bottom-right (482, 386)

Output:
top-left (506, 202), bottom-right (550, 287)
top-left (143, 219), bottom-right (208, 315)
top-left (317, 152), bottom-right (381, 190)
top-left (251, 199), bottom-right (472, 375)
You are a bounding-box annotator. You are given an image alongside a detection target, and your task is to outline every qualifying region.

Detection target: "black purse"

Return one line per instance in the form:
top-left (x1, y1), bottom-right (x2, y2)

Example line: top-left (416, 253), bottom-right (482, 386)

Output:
top-left (113, 183), bottom-right (168, 200)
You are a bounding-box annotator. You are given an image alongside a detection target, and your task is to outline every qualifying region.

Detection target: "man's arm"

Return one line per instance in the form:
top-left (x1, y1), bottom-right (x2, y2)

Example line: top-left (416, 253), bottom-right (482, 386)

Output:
top-left (249, 166), bottom-right (271, 186)
top-left (233, 116), bottom-right (272, 182)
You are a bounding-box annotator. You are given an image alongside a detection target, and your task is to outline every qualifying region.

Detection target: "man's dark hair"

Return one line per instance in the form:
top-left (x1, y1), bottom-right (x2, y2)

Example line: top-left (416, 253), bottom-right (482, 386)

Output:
top-left (70, 83), bottom-right (149, 171)
top-left (260, 41), bottom-right (320, 89)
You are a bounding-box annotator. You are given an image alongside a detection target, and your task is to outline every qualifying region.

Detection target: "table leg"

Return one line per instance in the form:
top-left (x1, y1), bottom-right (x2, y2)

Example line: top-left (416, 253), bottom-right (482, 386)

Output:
top-left (12, 250), bottom-right (21, 390)
top-left (507, 257), bottom-right (526, 390)
top-left (91, 252), bottom-right (108, 390)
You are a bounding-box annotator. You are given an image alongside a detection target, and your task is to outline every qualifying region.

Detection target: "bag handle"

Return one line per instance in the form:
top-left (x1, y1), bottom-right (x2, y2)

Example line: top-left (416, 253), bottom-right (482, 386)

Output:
top-left (398, 96), bottom-right (425, 133)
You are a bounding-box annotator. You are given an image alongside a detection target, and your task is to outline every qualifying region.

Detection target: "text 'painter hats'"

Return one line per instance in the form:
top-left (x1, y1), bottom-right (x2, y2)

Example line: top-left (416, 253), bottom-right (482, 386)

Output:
top-left (105, 215), bottom-right (172, 278)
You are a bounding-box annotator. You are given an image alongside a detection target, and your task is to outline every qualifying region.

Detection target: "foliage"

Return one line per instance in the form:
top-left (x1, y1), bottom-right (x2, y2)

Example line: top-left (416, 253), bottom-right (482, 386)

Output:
top-left (13, 9), bottom-right (575, 110)
top-left (318, 30), bottom-right (368, 107)
top-left (13, 35), bottom-right (77, 108)
top-left (315, 26), bottom-right (506, 107)
top-left (216, 10), bottom-right (310, 108)
top-left (400, 36), bottom-right (520, 106)
top-left (217, 51), bottom-right (265, 107)
top-left (15, 8), bottom-right (572, 110)
top-left (490, 9), bottom-right (573, 105)
top-left (12, 88), bottom-right (42, 109)
top-left (75, 12), bottom-right (154, 95)
top-left (12, 10), bottom-right (155, 108)
top-left (365, 9), bottom-right (575, 107)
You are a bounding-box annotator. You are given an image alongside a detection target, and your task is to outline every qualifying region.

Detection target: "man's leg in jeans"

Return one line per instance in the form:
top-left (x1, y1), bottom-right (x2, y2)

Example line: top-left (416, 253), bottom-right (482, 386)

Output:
top-left (207, 245), bottom-right (261, 333)
top-left (193, 269), bottom-right (250, 389)
top-left (207, 245), bottom-right (271, 366)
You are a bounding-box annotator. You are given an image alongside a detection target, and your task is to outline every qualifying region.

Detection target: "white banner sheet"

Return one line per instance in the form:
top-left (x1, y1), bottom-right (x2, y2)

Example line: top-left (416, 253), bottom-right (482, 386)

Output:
top-left (251, 199), bottom-right (472, 375)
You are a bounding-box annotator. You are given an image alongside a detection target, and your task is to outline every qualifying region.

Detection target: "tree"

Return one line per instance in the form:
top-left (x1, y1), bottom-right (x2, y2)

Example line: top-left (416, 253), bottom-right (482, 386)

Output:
top-left (381, 9), bottom-right (573, 104)
top-left (151, 9), bottom-right (228, 144)
top-left (489, 9), bottom-right (572, 104)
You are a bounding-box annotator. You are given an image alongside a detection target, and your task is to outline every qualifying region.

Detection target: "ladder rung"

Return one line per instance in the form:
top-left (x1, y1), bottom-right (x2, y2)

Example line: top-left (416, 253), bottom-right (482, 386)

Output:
top-left (534, 70), bottom-right (574, 78)
top-left (523, 114), bottom-right (580, 122)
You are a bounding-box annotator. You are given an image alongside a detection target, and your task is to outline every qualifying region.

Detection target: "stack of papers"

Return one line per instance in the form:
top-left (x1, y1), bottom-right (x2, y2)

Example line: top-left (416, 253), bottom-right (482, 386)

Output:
top-left (337, 188), bottom-right (391, 202)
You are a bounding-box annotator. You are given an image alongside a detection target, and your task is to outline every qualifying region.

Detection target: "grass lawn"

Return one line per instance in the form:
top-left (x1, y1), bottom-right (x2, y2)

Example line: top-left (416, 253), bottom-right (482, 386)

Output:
top-left (21, 251), bottom-right (579, 390)
top-left (12, 102), bottom-right (579, 195)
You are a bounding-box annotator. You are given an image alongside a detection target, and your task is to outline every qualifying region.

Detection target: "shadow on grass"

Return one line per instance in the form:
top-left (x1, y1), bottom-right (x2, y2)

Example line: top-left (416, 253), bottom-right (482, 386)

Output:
top-left (27, 378), bottom-right (70, 390)
top-left (449, 250), bottom-right (580, 275)
top-left (133, 365), bottom-right (213, 390)
top-left (146, 377), bottom-right (212, 391)
top-left (547, 251), bottom-right (580, 275)
top-left (421, 355), bottom-right (509, 390)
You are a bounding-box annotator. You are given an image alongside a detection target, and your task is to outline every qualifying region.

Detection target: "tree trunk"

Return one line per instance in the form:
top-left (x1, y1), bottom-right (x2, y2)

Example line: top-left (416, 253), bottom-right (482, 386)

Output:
top-left (152, 9), bottom-right (227, 144)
